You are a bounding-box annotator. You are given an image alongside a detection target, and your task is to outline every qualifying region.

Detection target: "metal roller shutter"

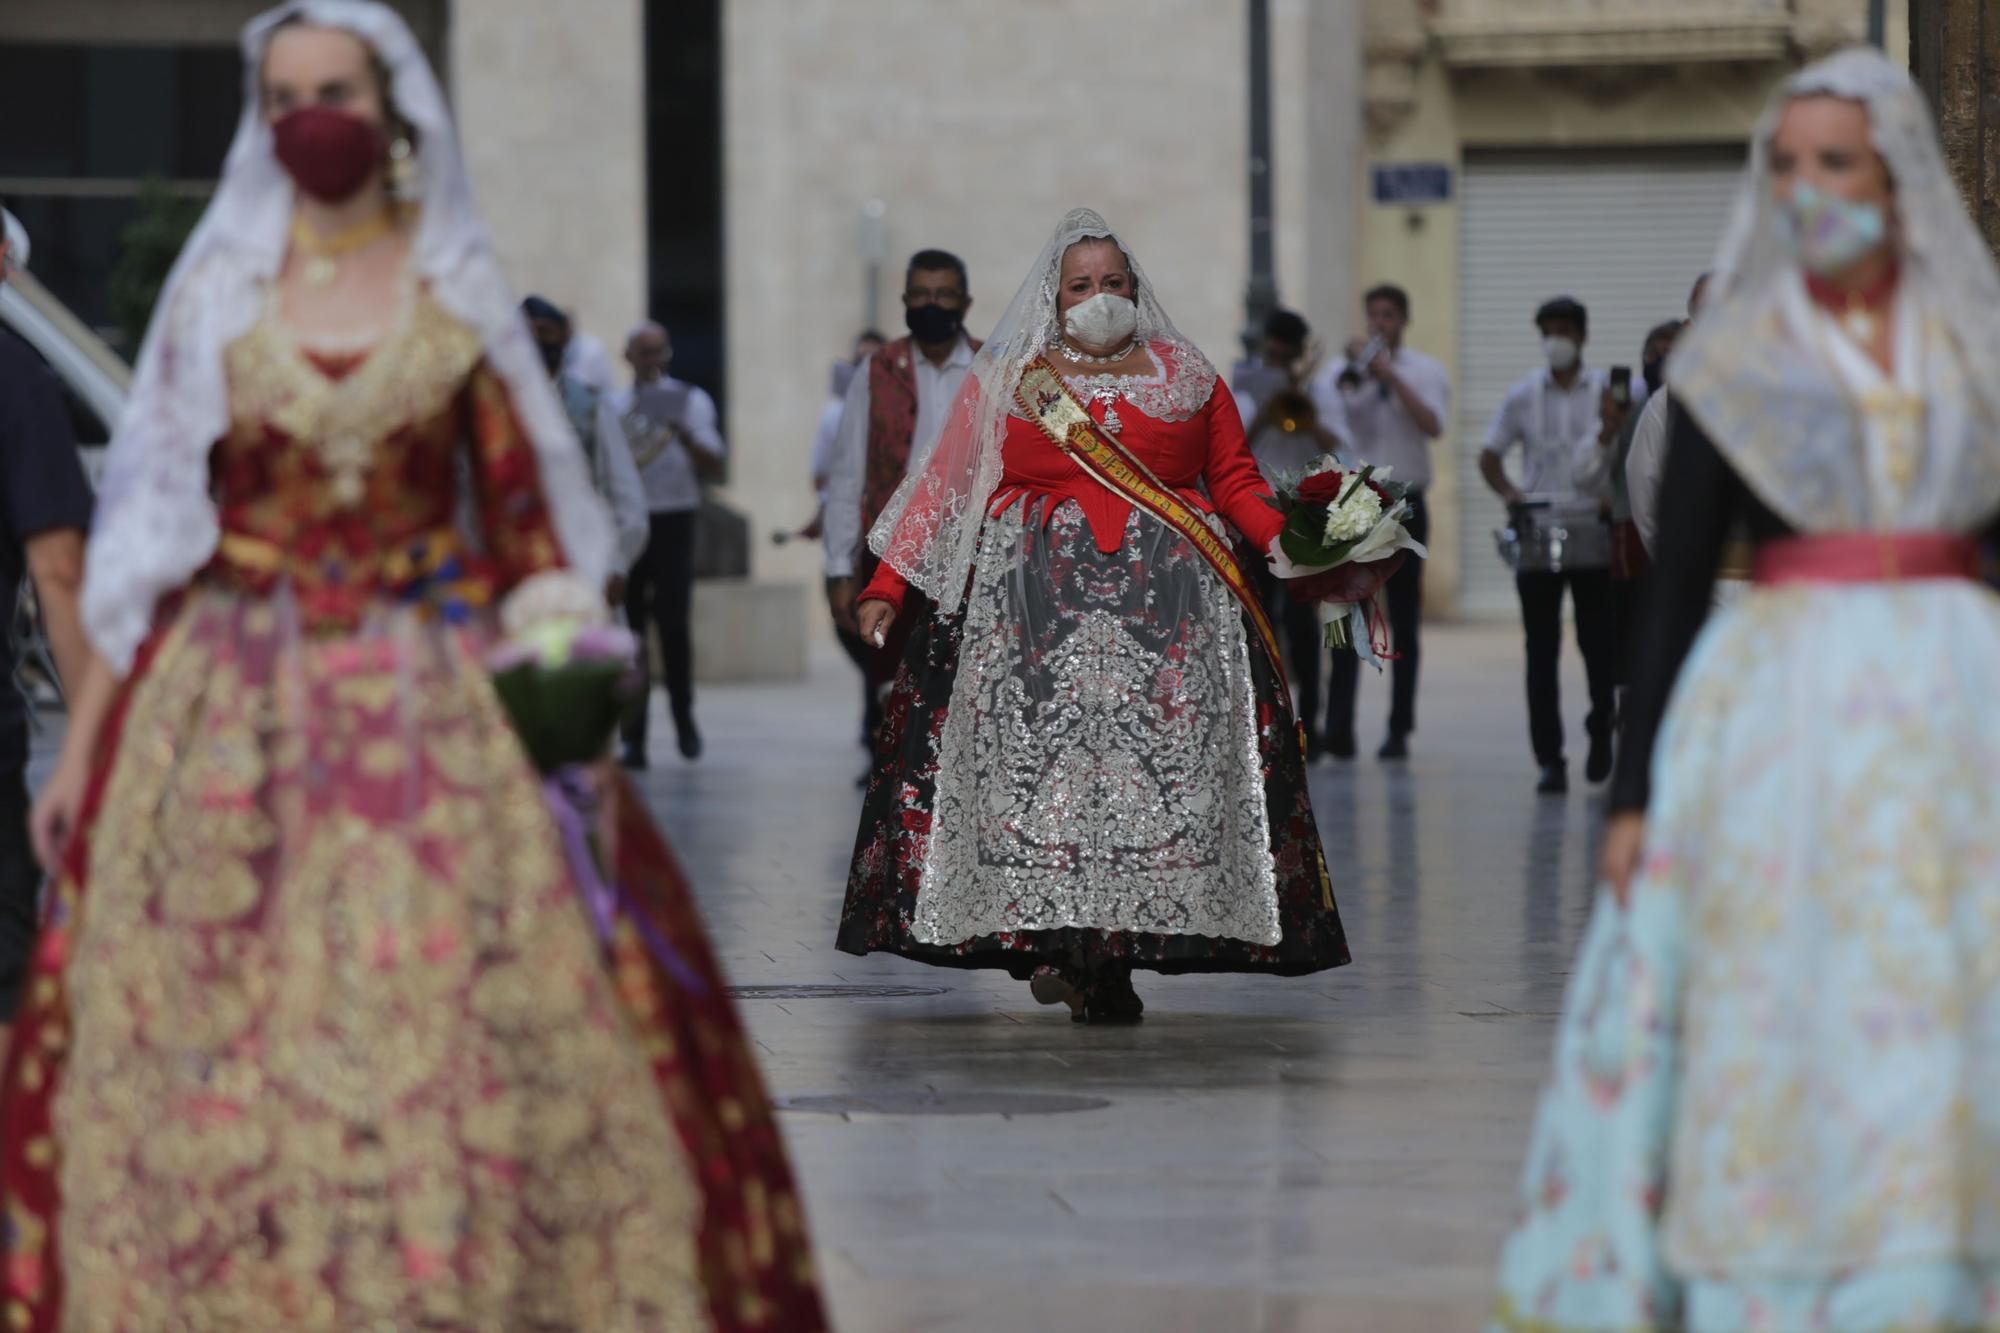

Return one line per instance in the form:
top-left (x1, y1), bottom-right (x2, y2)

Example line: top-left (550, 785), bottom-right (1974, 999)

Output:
top-left (1455, 150), bottom-right (1744, 618)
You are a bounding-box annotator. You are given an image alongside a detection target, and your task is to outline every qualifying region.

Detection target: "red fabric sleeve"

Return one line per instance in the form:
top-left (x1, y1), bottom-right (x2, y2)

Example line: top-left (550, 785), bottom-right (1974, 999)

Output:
top-left (859, 557), bottom-right (909, 613)
top-left (1200, 379), bottom-right (1285, 550)
top-left (462, 360), bottom-right (568, 591)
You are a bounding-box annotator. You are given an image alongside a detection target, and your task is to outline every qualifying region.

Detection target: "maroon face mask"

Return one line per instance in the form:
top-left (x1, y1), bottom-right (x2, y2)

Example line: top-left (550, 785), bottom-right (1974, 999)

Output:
top-left (271, 105), bottom-right (389, 203)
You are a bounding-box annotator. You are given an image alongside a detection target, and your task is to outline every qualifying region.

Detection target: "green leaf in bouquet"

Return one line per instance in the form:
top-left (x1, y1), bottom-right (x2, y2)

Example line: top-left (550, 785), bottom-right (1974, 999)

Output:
top-left (491, 660), bottom-right (638, 773)
top-left (1280, 522), bottom-right (1337, 568)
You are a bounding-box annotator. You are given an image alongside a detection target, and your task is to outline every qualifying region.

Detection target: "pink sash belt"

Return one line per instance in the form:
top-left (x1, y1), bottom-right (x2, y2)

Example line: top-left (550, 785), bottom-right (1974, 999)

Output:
top-left (1752, 533), bottom-right (1981, 585)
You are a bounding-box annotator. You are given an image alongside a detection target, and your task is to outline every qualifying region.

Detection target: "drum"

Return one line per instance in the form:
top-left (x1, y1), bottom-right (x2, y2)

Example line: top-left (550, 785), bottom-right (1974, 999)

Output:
top-left (1494, 499), bottom-right (1612, 574)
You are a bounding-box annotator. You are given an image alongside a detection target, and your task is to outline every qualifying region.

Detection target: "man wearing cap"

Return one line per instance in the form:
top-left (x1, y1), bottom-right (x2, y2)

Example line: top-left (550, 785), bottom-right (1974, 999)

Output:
top-left (1478, 296), bottom-right (1623, 795)
top-left (520, 295), bottom-right (650, 583)
top-left (0, 200), bottom-right (95, 1052)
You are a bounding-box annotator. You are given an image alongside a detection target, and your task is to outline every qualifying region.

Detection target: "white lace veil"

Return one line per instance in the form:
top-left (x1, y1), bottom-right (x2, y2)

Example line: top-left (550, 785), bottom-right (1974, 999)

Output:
top-left (1668, 46), bottom-right (2000, 528)
top-left (868, 207), bottom-right (1213, 610)
top-left (81, 0), bottom-right (614, 673)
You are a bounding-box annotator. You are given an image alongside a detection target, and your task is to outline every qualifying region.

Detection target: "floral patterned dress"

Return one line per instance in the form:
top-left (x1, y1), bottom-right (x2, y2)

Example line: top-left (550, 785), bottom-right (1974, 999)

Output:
top-left (1491, 283), bottom-right (2000, 1333)
top-left (0, 290), bottom-right (826, 1333)
top-left (838, 343), bottom-right (1348, 978)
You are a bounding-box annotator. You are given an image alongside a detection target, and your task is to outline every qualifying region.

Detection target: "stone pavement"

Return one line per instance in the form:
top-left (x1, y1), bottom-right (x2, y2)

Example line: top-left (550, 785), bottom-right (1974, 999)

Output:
top-left (626, 621), bottom-right (1609, 1333)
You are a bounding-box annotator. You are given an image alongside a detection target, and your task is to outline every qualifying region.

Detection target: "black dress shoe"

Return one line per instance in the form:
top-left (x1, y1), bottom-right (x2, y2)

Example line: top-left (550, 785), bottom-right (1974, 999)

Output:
top-left (1585, 734), bottom-right (1615, 784)
top-left (1537, 763), bottom-right (1568, 795)
top-left (1326, 732), bottom-right (1358, 761)
top-left (619, 743), bottom-right (648, 771)
top-left (1378, 733), bottom-right (1409, 761)
top-left (1081, 965), bottom-right (1145, 1025)
top-left (674, 715), bottom-right (703, 761)
top-left (1303, 731), bottom-right (1326, 763)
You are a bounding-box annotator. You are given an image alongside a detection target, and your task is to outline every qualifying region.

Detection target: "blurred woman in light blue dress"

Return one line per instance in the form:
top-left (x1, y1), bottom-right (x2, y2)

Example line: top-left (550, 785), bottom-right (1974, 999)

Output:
top-left (1492, 47), bottom-right (2000, 1333)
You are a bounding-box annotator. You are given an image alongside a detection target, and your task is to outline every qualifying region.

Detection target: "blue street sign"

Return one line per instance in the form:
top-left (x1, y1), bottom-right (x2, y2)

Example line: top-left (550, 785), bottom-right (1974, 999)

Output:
top-left (1372, 164), bottom-right (1453, 205)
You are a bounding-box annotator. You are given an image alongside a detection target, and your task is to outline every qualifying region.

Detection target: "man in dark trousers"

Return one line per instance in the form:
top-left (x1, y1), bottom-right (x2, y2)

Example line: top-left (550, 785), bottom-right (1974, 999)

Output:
top-left (609, 319), bottom-right (726, 765)
top-left (1479, 296), bottom-right (1619, 795)
top-left (0, 202), bottom-right (94, 1052)
top-left (821, 250), bottom-right (978, 753)
top-left (1317, 284), bottom-right (1449, 761)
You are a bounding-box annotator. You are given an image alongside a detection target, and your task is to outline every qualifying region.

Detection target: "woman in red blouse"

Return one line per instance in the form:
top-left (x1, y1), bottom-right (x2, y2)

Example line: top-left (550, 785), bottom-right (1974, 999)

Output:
top-left (838, 209), bottom-right (1349, 1022)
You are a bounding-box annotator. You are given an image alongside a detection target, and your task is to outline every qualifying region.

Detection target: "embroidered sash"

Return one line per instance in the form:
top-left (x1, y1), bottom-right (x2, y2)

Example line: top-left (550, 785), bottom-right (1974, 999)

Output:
top-left (1013, 357), bottom-right (1289, 693)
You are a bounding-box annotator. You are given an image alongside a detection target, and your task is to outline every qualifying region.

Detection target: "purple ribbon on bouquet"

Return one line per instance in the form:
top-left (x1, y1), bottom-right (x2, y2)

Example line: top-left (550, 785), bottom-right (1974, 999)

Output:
top-left (543, 768), bottom-right (706, 996)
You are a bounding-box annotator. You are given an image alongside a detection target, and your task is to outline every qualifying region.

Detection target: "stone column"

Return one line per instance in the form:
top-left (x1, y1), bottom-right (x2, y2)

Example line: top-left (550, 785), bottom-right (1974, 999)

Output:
top-left (450, 0), bottom-right (648, 356)
top-left (1911, 0), bottom-right (2000, 253)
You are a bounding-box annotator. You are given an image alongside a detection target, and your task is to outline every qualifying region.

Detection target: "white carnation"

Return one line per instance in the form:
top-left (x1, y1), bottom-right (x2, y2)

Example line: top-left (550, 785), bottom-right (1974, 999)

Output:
top-left (1321, 484), bottom-right (1385, 544)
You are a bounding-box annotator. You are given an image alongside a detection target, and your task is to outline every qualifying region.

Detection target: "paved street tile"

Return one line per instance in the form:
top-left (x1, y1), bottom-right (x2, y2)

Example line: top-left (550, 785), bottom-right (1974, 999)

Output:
top-left (624, 622), bottom-right (1604, 1332)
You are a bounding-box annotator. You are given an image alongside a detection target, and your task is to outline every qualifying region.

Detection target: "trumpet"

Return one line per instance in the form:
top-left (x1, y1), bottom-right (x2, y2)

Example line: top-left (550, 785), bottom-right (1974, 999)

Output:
top-left (1270, 341), bottom-right (1326, 434)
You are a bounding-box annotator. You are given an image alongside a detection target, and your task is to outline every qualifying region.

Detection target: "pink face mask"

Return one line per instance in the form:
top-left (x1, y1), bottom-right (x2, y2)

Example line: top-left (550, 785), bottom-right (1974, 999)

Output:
top-left (271, 105), bottom-right (389, 203)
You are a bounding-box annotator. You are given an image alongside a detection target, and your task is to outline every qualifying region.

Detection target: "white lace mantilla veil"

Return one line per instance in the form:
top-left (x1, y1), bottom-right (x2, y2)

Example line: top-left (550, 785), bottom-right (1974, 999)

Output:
top-left (867, 207), bottom-right (1215, 611)
top-left (80, 0), bottom-right (614, 673)
top-left (1667, 45), bottom-right (2000, 532)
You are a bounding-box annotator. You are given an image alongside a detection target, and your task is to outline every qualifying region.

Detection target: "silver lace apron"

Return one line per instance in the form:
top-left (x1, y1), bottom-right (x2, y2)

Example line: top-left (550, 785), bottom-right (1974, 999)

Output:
top-left (911, 497), bottom-right (1282, 947)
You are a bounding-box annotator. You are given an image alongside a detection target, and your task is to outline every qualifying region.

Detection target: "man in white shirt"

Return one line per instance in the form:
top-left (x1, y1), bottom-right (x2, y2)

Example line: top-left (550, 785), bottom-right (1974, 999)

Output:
top-left (612, 321), bottom-right (727, 766)
top-left (1316, 284), bottom-right (1449, 761)
top-left (821, 250), bottom-right (978, 719)
top-left (808, 329), bottom-right (886, 744)
top-left (1231, 309), bottom-right (1350, 757)
top-left (1479, 296), bottom-right (1623, 795)
top-left (1626, 273), bottom-right (1713, 557)
top-left (521, 296), bottom-right (649, 582)
top-left (811, 330), bottom-right (887, 506)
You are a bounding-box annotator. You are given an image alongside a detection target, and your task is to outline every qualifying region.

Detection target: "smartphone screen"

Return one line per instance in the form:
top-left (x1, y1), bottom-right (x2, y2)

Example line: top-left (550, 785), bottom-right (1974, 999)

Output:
top-left (1609, 365), bottom-right (1632, 407)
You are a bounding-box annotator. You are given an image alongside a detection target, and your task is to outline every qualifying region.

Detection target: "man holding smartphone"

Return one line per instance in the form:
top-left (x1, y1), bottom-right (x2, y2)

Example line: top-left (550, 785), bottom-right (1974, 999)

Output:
top-left (1478, 296), bottom-right (1628, 795)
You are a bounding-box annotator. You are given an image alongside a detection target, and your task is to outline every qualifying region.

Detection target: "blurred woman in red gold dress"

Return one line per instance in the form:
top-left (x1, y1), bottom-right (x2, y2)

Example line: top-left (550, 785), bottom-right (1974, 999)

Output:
top-left (0, 5), bottom-right (825, 1329)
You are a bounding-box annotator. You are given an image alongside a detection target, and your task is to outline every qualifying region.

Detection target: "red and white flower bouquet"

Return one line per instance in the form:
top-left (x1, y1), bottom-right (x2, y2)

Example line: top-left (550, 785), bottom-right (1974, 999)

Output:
top-left (1265, 457), bottom-right (1429, 664)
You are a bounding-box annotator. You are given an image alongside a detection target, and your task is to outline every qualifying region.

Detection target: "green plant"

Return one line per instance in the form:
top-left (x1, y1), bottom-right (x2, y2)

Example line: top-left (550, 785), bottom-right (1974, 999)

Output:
top-left (107, 179), bottom-right (206, 350)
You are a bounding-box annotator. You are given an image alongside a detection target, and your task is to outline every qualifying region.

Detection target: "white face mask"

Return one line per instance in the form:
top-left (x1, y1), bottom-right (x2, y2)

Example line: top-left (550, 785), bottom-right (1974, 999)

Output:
top-left (1064, 291), bottom-right (1139, 348)
top-left (1543, 335), bottom-right (1580, 373)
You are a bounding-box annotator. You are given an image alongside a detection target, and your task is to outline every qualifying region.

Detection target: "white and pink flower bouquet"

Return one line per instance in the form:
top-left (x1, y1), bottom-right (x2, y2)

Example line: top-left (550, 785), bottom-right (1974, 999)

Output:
top-left (487, 574), bottom-right (644, 772)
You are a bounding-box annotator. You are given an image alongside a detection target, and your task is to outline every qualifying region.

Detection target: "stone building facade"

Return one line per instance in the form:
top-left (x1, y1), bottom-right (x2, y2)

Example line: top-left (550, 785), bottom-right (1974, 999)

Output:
top-left (1358, 0), bottom-right (1888, 615)
top-left (2, 0), bottom-right (1902, 637)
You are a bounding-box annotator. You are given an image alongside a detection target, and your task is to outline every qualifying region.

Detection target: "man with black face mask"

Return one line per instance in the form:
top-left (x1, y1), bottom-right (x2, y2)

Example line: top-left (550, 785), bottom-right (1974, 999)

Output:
top-left (822, 249), bottom-right (978, 731)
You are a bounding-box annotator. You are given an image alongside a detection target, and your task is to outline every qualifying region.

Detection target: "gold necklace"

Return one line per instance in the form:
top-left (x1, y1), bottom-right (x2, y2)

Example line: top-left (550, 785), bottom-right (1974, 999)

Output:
top-left (291, 209), bottom-right (398, 288)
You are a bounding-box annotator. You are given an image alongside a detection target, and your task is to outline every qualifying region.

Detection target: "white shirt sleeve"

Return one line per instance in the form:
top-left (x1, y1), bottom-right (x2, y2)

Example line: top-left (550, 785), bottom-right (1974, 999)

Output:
top-left (683, 386), bottom-right (726, 463)
top-left (1482, 381), bottom-right (1523, 458)
top-left (809, 399), bottom-right (844, 491)
top-left (1413, 357), bottom-right (1451, 437)
top-left (1626, 392), bottom-right (1674, 554)
top-left (593, 394), bottom-right (652, 571)
top-left (564, 333), bottom-right (618, 393)
top-left (1567, 374), bottom-right (1614, 503)
top-left (821, 359), bottom-right (874, 580)
top-left (1307, 378), bottom-right (1353, 453)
